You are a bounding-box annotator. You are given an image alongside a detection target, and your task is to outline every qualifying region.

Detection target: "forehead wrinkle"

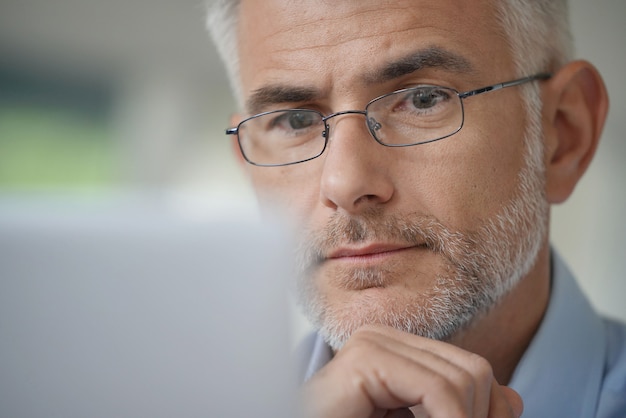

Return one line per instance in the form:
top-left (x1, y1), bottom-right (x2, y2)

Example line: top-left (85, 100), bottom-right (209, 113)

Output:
top-left (270, 27), bottom-right (418, 57)
top-left (265, 5), bottom-right (419, 55)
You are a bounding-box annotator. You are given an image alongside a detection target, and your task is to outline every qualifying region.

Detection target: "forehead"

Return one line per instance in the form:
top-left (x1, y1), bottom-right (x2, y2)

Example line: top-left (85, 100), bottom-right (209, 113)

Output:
top-left (236, 0), bottom-right (512, 108)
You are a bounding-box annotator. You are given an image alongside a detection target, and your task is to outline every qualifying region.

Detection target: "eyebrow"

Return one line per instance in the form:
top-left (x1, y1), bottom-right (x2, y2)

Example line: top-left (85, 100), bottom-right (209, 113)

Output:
top-left (246, 85), bottom-right (319, 115)
top-left (245, 46), bottom-right (474, 115)
top-left (364, 46), bottom-right (475, 84)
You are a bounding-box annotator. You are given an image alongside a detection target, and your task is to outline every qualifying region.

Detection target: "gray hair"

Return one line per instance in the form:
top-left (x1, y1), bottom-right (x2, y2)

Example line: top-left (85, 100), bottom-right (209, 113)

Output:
top-left (495, 0), bottom-right (573, 77)
top-left (207, 0), bottom-right (573, 108)
top-left (493, 0), bottom-right (573, 181)
top-left (206, 0), bottom-right (243, 106)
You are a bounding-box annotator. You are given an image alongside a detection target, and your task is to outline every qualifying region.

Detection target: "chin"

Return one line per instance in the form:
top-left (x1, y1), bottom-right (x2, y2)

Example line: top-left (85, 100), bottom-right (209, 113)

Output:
top-left (307, 280), bottom-right (469, 351)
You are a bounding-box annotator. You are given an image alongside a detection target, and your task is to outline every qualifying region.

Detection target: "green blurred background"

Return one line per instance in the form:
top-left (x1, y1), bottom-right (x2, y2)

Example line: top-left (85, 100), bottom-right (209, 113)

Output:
top-left (0, 67), bottom-right (115, 188)
top-left (0, 0), bottom-right (248, 209)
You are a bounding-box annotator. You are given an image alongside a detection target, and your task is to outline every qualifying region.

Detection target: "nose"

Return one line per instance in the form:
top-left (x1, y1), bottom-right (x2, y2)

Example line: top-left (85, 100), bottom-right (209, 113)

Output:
top-left (319, 112), bottom-right (395, 213)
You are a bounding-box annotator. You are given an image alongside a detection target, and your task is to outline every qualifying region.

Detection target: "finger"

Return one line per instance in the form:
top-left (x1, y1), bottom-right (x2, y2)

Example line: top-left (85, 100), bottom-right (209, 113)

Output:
top-left (324, 325), bottom-right (518, 418)
top-left (301, 345), bottom-right (424, 417)
top-left (487, 383), bottom-right (524, 418)
top-left (367, 337), bottom-right (477, 410)
top-left (355, 344), bottom-right (469, 416)
top-left (330, 334), bottom-right (478, 417)
top-left (499, 386), bottom-right (524, 418)
top-left (339, 330), bottom-right (474, 414)
top-left (352, 325), bottom-right (493, 416)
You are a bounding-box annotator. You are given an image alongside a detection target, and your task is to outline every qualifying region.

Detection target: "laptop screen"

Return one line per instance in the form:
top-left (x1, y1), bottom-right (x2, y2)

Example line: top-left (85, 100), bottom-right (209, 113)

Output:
top-left (0, 204), bottom-right (297, 417)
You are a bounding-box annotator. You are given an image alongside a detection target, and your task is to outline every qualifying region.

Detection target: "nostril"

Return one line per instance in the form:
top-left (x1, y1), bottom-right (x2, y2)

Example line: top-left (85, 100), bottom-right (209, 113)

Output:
top-left (354, 194), bottom-right (380, 207)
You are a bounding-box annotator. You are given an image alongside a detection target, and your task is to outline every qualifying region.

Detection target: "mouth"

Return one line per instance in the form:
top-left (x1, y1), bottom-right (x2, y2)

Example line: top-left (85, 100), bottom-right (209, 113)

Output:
top-left (318, 243), bottom-right (430, 291)
top-left (327, 243), bottom-right (424, 261)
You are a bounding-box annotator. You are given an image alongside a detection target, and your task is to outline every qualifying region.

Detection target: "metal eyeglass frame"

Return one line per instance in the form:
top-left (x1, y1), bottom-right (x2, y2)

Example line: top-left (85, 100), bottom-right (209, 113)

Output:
top-left (225, 72), bottom-right (552, 167)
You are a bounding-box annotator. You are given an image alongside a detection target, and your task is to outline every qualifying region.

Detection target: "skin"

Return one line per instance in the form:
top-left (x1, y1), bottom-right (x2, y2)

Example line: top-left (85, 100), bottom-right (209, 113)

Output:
top-left (230, 0), bottom-right (609, 416)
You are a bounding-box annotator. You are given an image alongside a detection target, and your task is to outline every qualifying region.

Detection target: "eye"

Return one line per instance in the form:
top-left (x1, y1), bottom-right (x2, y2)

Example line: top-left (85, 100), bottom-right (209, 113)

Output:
top-left (273, 110), bottom-right (319, 131)
top-left (409, 87), bottom-right (451, 110)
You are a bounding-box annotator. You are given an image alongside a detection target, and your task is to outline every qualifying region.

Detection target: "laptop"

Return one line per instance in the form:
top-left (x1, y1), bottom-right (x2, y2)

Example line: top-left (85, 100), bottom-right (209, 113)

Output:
top-left (0, 199), bottom-right (297, 417)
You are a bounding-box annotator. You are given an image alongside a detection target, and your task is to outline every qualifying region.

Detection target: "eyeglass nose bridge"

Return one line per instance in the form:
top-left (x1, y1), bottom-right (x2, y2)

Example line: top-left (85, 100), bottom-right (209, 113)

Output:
top-left (320, 109), bottom-right (372, 139)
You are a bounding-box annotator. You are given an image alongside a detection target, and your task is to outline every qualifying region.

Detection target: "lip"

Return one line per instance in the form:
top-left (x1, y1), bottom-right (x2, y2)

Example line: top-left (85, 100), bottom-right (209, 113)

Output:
top-left (327, 243), bottom-right (420, 260)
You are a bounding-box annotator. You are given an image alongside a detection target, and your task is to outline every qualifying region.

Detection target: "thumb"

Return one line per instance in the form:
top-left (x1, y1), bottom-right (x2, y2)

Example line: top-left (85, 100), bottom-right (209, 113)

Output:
top-left (500, 386), bottom-right (524, 417)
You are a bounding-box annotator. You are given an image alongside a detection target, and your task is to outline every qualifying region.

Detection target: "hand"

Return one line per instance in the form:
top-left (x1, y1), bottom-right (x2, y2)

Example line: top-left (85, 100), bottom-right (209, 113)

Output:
top-left (301, 324), bottom-right (523, 418)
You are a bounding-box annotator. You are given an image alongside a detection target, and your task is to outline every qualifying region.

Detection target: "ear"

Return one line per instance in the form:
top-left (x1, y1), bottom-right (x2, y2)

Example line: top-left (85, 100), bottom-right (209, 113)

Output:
top-left (229, 113), bottom-right (247, 167)
top-left (542, 60), bottom-right (609, 204)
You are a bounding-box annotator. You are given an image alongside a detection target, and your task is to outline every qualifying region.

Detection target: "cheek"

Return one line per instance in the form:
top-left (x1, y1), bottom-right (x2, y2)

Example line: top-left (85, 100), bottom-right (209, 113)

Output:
top-left (404, 106), bottom-right (528, 229)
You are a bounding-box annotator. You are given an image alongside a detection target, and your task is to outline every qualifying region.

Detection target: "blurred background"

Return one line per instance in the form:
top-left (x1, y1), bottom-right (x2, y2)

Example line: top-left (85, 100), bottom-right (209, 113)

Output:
top-left (0, 0), bottom-right (625, 328)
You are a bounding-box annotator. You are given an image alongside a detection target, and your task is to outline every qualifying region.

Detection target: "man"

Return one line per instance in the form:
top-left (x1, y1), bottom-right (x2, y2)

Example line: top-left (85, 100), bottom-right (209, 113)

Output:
top-left (207, 0), bottom-right (626, 416)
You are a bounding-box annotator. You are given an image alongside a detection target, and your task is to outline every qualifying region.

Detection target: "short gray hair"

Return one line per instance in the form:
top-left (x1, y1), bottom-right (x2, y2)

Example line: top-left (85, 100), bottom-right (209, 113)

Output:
top-left (206, 0), bottom-right (242, 106)
top-left (495, 0), bottom-right (573, 76)
top-left (206, 0), bottom-right (573, 108)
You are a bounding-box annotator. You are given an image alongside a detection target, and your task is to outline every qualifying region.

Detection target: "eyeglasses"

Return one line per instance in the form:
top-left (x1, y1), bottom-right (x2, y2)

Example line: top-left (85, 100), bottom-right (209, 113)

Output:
top-left (226, 73), bottom-right (551, 167)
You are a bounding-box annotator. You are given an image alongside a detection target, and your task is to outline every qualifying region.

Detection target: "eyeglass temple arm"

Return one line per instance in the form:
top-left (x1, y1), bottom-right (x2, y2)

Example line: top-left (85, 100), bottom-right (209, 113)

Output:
top-left (458, 72), bottom-right (552, 99)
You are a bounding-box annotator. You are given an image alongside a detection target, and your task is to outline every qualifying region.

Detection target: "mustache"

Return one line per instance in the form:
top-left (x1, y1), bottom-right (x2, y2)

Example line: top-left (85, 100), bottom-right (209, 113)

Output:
top-left (294, 210), bottom-right (478, 273)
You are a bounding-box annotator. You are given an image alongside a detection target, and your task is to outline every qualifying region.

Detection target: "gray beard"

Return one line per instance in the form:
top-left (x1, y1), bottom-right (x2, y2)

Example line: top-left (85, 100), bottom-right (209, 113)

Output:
top-left (293, 133), bottom-right (548, 351)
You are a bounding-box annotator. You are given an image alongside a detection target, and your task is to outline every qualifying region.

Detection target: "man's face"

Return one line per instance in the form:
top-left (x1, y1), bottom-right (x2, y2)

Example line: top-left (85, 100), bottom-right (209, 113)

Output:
top-left (236, 0), bottom-right (549, 349)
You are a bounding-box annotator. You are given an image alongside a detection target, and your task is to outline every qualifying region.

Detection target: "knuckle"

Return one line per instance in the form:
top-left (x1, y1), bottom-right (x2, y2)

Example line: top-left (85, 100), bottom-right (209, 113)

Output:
top-left (340, 329), bottom-right (380, 352)
top-left (339, 332), bottom-right (382, 359)
top-left (467, 353), bottom-right (494, 382)
top-left (347, 325), bottom-right (379, 344)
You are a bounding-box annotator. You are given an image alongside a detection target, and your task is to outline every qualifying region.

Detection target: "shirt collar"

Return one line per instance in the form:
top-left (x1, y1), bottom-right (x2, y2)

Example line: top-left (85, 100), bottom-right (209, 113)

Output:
top-left (302, 330), bottom-right (333, 382)
top-left (508, 250), bottom-right (606, 417)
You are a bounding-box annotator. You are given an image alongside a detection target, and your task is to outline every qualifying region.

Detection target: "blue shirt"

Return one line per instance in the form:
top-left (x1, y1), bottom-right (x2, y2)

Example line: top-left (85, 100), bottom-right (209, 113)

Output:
top-left (300, 251), bottom-right (626, 417)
